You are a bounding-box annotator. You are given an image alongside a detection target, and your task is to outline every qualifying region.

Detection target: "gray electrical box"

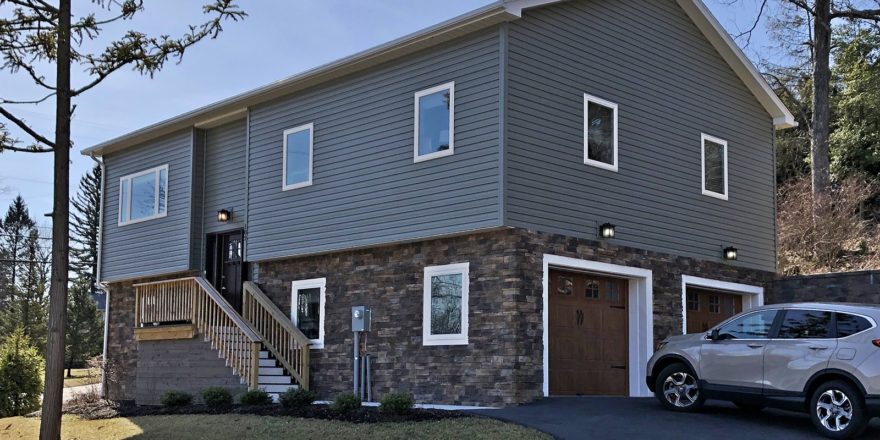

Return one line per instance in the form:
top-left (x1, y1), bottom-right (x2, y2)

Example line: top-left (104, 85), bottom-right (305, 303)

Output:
top-left (351, 306), bottom-right (371, 332)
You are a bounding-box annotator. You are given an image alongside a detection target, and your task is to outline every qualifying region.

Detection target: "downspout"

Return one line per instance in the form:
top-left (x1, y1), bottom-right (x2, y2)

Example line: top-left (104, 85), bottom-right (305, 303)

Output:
top-left (89, 153), bottom-right (109, 398)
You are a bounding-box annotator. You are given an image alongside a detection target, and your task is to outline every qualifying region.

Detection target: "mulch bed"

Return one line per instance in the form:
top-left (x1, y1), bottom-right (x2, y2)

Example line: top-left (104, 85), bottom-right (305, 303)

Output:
top-left (63, 400), bottom-right (472, 424)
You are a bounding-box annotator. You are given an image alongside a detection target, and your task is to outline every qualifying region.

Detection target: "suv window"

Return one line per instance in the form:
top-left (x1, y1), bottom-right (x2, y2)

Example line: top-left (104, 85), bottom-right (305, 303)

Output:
top-left (836, 313), bottom-right (873, 338)
top-left (716, 310), bottom-right (777, 340)
top-left (778, 309), bottom-right (833, 339)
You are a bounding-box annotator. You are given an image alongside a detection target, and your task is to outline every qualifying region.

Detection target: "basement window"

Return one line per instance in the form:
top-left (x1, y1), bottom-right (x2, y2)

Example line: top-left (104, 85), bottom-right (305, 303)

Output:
top-left (414, 82), bottom-right (454, 162)
top-left (118, 164), bottom-right (168, 226)
top-left (701, 133), bottom-right (728, 200)
top-left (423, 262), bottom-right (469, 346)
top-left (584, 93), bottom-right (618, 171)
top-left (283, 123), bottom-right (314, 191)
top-left (291, 278), bottom-right (326, 349)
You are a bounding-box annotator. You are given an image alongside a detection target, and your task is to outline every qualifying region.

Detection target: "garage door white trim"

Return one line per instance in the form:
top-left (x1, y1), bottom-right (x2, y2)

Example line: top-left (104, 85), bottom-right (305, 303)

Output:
top-left (542, 255), bottom-right (654, 398)
top-left (680, 275), bottom-right (764, 335)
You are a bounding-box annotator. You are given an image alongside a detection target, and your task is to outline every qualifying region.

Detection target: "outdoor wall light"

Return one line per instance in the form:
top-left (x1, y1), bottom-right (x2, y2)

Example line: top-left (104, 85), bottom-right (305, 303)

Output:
top-left (599, 223), bottom-right (616, 239)
top-left (217, 209), bottom-right (232, 223)
top-left (723, 246), bottom-right (738, 261)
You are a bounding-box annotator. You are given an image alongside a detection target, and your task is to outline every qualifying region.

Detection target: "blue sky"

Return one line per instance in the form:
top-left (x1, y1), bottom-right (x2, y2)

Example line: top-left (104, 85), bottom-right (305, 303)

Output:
top-left (0, 0), bottom-right (775, 229)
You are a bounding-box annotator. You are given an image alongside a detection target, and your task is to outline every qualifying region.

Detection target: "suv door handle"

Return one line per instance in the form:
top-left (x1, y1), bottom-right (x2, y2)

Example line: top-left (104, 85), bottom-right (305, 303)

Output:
top-left (808, 345), bottom-right (829, 350)
top-left (747, 343), bottom-right (764, 349)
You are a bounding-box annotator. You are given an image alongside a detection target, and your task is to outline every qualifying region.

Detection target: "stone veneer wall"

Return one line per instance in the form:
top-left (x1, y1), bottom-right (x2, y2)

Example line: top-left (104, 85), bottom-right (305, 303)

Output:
top-left (135, 338), bottom-right (248, 405)
top-left (253, 227), bottom-right (774, 406)
top-left (770, 270), bottom-right (880, 304)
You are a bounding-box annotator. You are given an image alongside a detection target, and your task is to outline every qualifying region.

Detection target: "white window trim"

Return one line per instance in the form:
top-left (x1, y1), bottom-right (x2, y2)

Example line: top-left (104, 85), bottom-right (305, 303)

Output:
top-left (282, 123), bottom-right (314, 191)
top-left (291, 277), bottom-right (326, 349)
top-left (117, 164), bottom-right (169, 227)
top-left (414, 81), bottom-right (455, 163)
top-left (422, 262), bottom-right (469, 346)
top-left (583, 93), bottom-right (619, 172)
top-left (700, 133), bottom-right (729, 200)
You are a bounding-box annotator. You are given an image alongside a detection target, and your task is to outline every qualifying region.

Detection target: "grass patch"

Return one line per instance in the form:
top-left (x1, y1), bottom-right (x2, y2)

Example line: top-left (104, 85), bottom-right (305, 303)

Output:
top-left (0, 414), bottom-right (549, 439)
top-left (63, 368), bottom-right (99, 388)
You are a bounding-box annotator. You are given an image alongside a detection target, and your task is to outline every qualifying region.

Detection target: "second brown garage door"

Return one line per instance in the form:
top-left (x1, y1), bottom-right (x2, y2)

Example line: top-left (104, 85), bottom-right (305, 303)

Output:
top-left (685, 287), bottom-right (743, 334)
top-left (548, 269), bottom-right (628, 396)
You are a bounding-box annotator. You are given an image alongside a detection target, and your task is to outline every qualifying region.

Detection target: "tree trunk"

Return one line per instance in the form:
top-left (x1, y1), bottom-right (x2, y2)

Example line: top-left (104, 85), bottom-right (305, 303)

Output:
top-left (811, 0), bottom-right (832, 199)
top-left (39, 0), bottom-right (71, 438)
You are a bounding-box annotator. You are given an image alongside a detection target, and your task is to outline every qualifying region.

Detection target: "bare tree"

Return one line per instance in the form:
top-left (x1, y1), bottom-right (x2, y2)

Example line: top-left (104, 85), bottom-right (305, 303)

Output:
top-left (732, 0), bottom-right (880, 199)
top-left (0, 1), bottom-right (245, 438)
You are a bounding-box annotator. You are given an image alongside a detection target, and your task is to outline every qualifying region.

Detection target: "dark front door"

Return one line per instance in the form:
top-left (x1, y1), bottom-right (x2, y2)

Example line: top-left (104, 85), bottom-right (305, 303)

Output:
top-left (549, 269), bottom-right (629, 396)
top-left (206, 231), bottom-right (245, 311)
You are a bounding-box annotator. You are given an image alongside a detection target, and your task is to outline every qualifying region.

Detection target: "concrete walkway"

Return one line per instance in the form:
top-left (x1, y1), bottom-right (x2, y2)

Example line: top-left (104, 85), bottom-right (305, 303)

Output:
top-left (62, 384), bottom-right (98, 403)
top-left (472, 397), bottom-right (880, 440)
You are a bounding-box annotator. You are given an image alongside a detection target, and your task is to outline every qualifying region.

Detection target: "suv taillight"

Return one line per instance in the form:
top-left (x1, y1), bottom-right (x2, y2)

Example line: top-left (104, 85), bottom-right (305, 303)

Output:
top-left (873, 339), bottom-right (880, 348)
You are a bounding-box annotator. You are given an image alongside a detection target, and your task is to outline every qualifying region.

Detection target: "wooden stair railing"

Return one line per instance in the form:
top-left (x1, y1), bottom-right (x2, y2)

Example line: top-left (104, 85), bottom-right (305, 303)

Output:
top-left (242, 281), bottom-right (310, 390)
top-left (133, 277), bottom-right (262, 389)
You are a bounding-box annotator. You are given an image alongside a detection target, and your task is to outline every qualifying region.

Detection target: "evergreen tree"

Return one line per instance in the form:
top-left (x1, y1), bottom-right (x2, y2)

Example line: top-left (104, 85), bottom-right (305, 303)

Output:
top-left (70, 165), bottom-right (102, 294)
top-left (64, 279), bottom-right (102, 377)
top-left (17, 228), bottom-right (49, 352)
top-left (0, 327), bottom-right (43, 417)
top-left (0, 196), bottom-right (36, 307)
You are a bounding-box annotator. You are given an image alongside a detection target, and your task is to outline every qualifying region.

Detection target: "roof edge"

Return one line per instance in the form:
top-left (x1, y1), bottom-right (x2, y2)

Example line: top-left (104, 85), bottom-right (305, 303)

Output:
top-left (675, 0), bottom-right (796, 129)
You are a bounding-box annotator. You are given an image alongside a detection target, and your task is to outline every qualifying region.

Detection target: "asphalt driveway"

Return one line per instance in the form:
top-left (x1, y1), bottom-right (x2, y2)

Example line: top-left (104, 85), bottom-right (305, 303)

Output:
top-left (472, 397), bottom-right (880, 440)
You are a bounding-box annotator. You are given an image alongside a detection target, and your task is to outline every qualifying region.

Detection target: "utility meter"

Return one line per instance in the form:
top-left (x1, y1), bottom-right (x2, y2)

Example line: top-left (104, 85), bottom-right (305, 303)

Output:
top-left (351, 306), bottom-right (371, 332)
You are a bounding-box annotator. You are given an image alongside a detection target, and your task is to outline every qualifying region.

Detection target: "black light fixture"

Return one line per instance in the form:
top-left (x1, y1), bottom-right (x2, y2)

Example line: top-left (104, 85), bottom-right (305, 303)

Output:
top-left (599, 223), bottom-right (616, 239)
top-left (723, 246), bottom-right (738, 261)
top-left (217, 209), bottom-right (232, 223)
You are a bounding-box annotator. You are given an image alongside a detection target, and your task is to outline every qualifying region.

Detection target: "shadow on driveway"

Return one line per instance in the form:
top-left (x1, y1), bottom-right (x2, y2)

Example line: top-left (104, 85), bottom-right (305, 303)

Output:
top-left (471, 397), bottom-right (880, 440)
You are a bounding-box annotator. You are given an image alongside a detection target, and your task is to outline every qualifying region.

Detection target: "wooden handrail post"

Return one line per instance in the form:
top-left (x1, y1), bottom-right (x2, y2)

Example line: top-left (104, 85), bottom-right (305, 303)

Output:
top-left (250, 342), bottom-right (260, 390)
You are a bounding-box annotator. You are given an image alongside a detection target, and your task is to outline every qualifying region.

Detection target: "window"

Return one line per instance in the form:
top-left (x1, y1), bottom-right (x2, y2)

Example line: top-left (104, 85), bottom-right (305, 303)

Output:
top-left (778, 309), bottom-right (833, 339)
top-left (282, 123), bottom-right (314, 190)
top-left (585, 281), bottom-right (599, 299)
top-left (423, 262), bottom-right (469, 346)
top-left (291, 278), bottom-right (326, 349)
top-left (836, 313), bottom-right (873, 338)
top-left (686, 292), bottom-right (699, 311)
top-left (584, 93), bottom-right (618, 171)
top-left (715, 310), bottom-right (777, 340)
top-left (701, 133), bottom-right (728, 200)
top-left (414, 82), bottom-right (454, 162)
top-left (708, 295), bottom-right (721, 314)
top-left (118, 164), bottom-right (168, 226)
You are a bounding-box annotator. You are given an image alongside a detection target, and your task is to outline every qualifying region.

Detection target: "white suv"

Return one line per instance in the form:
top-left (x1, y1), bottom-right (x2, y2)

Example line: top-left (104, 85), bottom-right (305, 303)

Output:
top-left (647, 303), bottom-right (880, 439)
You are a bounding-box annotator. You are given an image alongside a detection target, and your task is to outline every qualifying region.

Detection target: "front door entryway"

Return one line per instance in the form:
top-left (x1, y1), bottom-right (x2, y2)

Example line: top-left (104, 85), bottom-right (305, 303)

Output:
top-left (685, 287), bottom-right (742, 334)
top-left (548, 269), bottom-right (629, 396)
top-left (206, 230), bottom-right (245, 311)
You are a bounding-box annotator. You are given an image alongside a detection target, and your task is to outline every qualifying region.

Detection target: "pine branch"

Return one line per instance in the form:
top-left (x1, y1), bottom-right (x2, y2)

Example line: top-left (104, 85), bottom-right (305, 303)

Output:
top-left (0, 106), bottom-right (55, 149)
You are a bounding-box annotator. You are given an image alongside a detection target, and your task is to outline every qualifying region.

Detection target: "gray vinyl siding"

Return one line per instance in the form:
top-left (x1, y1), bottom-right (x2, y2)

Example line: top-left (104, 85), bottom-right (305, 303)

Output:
top-left (202, 119), bottom-right (247, 236)
top-left (190, 129), bottom-right (206, 271)
top-left (245, 29), bottom-right (502, 262)
top-left (100, 130), bottom-right (194, 282)
top-left (504, 0), bottom-right (777, 271)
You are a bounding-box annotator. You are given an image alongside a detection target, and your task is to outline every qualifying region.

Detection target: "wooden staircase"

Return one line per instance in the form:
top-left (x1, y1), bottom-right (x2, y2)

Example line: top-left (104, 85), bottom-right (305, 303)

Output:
top-left (133, 277), bottom-right (310, 394)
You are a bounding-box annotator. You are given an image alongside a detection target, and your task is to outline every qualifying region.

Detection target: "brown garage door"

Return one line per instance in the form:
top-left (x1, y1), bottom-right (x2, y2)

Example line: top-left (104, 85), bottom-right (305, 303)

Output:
top-left (685, 287), bottom-right (743, 334)
top-left (548, 269), bottom-right (628, 396)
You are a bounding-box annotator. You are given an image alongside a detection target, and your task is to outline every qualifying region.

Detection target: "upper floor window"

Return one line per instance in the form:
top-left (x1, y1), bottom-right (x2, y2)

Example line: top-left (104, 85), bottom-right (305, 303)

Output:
top-left (423, 262), bottom-right (469, 346)
top-left (701, 133), bottom-right (728, 200)
top-left (414, 82), bottom-right (454, 162)
top-left (283, 123), bottom-right (314, 191)
top-left (118, 164), bottom-right (168, 226)
top-left (291, 277), bottom-right (326, 349)
top-left (584, 93), bottom-right (618, 171)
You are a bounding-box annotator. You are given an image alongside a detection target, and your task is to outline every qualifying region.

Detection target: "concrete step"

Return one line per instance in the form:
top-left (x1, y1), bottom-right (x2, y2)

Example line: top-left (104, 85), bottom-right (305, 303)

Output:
top-left (259, 351), bottom-right (269, 359)
top-left (261, 384), bottom-right (299, 394)
top-left (258, 359), bottom-right (277, 367)
top-left (260, 367), bottom-right (284, 376)
top-left (259, 375), bottom-right (291, 384)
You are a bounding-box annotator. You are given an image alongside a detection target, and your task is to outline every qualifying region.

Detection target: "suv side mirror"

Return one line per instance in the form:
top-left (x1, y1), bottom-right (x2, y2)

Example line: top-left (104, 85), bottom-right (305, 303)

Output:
top-left (708, 329), bottom-right (720, 341)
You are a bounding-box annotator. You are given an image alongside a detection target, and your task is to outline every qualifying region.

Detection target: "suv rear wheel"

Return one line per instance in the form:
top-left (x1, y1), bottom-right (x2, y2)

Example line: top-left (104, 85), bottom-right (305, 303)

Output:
top-left (809, 380), bottom-right (869, 439)
top-left (654, 363), bottom-right (705, 412)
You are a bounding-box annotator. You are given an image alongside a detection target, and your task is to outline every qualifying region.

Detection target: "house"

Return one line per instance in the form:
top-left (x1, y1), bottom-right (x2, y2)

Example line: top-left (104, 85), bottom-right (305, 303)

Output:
top-left (83, 0), bottom-right (794, 407)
